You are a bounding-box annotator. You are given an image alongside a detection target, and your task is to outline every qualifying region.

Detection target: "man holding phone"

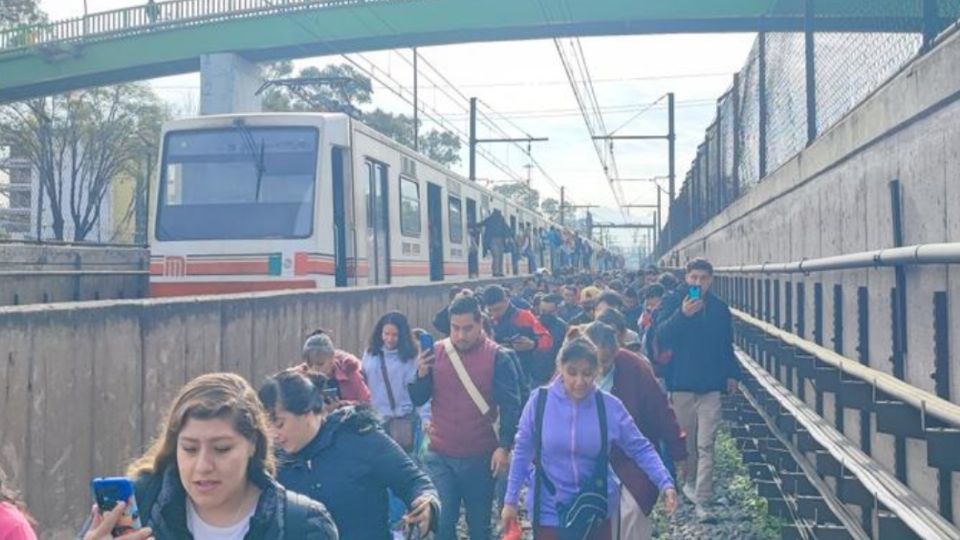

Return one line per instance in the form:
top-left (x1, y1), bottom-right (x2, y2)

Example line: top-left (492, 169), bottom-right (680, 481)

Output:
top-left (482, 285), bottom-right (554, 388)
top-left (652, 257), bottom-right (740, 522)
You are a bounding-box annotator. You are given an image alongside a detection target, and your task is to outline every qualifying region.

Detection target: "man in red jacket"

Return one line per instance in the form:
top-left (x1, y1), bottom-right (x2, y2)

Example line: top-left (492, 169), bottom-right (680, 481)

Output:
top-left (586, 321), bottom-right (686, 539)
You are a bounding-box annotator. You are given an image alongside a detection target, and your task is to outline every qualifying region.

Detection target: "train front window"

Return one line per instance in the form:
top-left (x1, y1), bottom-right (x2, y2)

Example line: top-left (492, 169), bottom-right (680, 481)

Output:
top-left (156, 126), bottom-right (319, 241)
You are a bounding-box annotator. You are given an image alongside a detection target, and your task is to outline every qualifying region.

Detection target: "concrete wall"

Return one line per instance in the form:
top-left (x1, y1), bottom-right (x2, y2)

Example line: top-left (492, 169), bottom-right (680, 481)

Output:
top-left (0, 242), bottom-right (148, 305)
top-left (664, 28), bottom-right (960, 522)
top-left (0, 277), bottom-right (512, 539)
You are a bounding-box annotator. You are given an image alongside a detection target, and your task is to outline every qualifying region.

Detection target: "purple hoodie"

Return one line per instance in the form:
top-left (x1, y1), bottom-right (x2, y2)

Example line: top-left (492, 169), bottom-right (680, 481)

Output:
top-left (505, 379), bottom-right (673, 526)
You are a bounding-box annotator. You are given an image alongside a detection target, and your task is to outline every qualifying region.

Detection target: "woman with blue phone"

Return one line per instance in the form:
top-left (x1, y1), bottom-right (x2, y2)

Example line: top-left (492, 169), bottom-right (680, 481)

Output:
top-left (80, 373), bottom-right (338, 540)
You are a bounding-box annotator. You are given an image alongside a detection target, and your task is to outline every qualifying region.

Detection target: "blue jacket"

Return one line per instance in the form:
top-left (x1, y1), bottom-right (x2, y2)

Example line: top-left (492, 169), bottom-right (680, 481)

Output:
top-left (504, 380), bottom-right (673, 527)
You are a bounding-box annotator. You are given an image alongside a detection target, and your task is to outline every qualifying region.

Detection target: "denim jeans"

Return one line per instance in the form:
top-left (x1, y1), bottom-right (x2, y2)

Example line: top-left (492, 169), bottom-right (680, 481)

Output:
top-left (424, 451), bottom-right (495, 540)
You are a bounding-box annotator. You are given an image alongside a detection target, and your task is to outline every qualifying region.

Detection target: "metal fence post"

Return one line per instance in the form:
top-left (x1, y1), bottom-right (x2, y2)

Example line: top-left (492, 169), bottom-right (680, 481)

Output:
top-left (758, 32), bottom-right (768, 179)
top-left (804, 0), bottom-right (818, 145)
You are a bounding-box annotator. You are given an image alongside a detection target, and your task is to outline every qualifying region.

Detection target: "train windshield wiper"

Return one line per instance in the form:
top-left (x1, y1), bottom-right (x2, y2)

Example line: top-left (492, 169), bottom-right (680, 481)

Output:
top-left (233, 120), bottom-right (267, 202)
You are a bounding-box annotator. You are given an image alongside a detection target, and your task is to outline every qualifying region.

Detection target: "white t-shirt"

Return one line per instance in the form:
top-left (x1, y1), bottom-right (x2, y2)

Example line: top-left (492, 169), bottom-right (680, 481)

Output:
top-left (186, 500), bottom-right (256, 540)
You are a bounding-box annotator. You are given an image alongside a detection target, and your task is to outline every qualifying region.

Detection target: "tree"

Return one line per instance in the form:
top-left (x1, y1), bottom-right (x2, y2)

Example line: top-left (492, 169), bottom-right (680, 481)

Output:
top-left (263, 61), bottom-right (461, 166)
top-left (541, 197), bottom-right (560, 221)
top-left (261, 61), bottom-right (372, 115)
top-left (0, 0), bottom-right (43, 29)
top-left (0, 84), bottom-right (168, 241)
top-left (492, 181), bottom-right (540, 212)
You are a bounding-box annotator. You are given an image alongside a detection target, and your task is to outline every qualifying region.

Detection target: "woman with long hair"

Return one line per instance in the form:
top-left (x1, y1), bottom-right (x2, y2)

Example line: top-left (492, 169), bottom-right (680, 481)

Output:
top-left (502, 329), bottom-right (678, 540)
top-left (259, 369), bottom-right (438, 540)
top-left (361, 312), bottom-right (421, 453)
top-left (81, 372), bottom-right (338, 540)
top-left (0, 471), bottom-right (37, 540)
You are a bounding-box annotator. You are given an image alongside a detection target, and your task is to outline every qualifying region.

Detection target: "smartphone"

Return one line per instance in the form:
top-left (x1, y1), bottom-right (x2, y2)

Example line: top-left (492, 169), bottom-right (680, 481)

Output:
top-left (688, 285), bottom-right (702, 301)
top-left (91, 477), bottom-right (142, 536)
top-left (419, 333), bottom-right (435, 353)
top-left (321, 385), bottom-right (340, 402)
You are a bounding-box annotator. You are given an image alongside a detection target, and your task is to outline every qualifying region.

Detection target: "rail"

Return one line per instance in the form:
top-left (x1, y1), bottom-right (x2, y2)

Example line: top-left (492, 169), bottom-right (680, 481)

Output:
top-left (728, 307), bottom-right (960, 539)
top-left (714, 241), bottom-right (960, 274)
top-left (0, 0), bottom-right (389, 56)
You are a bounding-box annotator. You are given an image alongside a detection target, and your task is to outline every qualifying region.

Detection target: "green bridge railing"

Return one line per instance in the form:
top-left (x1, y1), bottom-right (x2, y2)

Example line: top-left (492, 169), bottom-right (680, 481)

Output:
top-left (0, 0), bottom-right (380, 56)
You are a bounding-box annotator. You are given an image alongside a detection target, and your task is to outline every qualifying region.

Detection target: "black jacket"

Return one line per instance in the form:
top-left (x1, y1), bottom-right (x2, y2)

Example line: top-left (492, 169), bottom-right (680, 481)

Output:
top-left (655, 289), bottom-right (741, 393)
top-left (479, 211), bottom-right (511, 239)
top-left (83, 466), bottom-right (339, 540)
top-left (276, 405), bottom-right (438, 540)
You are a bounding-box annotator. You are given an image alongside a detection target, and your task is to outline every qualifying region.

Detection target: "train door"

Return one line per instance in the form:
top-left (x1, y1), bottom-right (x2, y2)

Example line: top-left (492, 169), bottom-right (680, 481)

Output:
top-left (466, 198), bottom-right (478, 277)
top-left (332, 148), bottom-right (348, 287)
top-left (427, 183), bottom-right (444, 282)
top-left (364, 159), bottom-right (390, 285)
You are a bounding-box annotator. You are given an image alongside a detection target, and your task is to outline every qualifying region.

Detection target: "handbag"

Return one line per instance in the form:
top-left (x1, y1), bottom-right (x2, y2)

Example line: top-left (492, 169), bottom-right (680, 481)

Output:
top-left (533, 388), bottom-right (609, 540)
top-left (379, 352), bottom-right (417, 452)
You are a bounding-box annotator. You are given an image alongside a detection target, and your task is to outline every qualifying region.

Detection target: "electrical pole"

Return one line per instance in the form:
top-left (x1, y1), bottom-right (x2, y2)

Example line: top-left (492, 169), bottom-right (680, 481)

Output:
top-left (413, 48), bottom-right (419, 152)
top-left (668, 92), bottom-right (676, 204)
top-left (559, 186), bottom-right (565, 226)
top-left (468, 97), bottom-right (547, 182)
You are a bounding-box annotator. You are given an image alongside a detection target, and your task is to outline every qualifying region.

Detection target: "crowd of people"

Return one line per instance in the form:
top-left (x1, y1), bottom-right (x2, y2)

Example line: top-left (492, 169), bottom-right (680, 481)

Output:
top-left (0, 257), bottom-right (738, 540)
top-left (473, 210), bottom-right (625, 278)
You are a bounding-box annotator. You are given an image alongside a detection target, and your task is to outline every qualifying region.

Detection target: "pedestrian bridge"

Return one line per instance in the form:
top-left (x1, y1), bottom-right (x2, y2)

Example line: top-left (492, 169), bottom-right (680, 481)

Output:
top-left (1, 0), bottom-right (957, 101)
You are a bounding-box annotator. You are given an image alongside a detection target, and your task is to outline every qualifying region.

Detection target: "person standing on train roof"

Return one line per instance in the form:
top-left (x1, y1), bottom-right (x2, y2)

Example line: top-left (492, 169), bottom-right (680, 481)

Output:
top-left (408, 296), bottom-right (523, 540)
top-left (479, 209), bottom-right (511, 277)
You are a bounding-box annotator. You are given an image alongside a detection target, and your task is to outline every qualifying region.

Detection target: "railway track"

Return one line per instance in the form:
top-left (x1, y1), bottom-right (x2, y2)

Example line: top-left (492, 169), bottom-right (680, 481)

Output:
top-left (725, 308), bottom-right (960, 540)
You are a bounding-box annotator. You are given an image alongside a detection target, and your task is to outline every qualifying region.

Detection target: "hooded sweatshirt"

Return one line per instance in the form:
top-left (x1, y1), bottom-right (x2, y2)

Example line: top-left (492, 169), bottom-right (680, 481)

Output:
top-left (504, 379), bottom-right (673, 527)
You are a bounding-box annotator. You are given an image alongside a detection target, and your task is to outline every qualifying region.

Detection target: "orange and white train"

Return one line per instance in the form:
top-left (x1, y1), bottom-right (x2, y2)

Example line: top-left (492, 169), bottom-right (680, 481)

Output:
top-left (148, 112), bottom-right (590, 296)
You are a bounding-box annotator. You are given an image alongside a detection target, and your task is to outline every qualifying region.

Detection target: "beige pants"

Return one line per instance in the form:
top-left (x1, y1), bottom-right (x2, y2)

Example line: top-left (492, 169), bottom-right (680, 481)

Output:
top-left (615, 486), bottom-right (653, 540)
top-left (671, 391), bottom-right (723, 504)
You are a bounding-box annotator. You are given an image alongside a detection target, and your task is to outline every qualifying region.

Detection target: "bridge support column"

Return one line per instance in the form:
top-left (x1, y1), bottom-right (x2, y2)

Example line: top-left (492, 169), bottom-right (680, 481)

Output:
top-left (200, 53), bottom-right (262, 115)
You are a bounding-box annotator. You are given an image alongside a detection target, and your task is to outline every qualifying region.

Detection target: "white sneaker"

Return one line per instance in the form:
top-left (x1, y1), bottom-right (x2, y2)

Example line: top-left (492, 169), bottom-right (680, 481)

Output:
top-left (682, 483), bottom-right (698, 503)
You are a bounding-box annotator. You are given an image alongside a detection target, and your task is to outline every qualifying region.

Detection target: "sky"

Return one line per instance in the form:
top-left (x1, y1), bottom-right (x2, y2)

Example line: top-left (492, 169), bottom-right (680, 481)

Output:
top-left (37, 0), bottom-right (757, 252)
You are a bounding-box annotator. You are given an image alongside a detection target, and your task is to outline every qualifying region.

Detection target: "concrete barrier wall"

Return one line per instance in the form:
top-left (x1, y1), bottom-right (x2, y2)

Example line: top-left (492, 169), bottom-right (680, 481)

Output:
top-left (0, 242), bottom-right (149, 305)
top-left (0, 277), bottom-right (514, 539)
top-left (664, 28), bottom-right (960, 522)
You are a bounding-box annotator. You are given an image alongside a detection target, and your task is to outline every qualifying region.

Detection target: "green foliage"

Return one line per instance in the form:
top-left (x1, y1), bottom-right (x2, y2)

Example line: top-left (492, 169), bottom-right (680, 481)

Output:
top-left (262, 61), bottom-right (461, 166)
top-left (492, 182), bottom-right (540, 211)
top-left (0, 84), bottom-right (169, 241)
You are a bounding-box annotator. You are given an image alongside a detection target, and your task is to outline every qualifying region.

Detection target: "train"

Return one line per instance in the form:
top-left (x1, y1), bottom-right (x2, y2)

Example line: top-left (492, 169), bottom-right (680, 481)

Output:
top-left (148, 112), bottom-right (596, 296)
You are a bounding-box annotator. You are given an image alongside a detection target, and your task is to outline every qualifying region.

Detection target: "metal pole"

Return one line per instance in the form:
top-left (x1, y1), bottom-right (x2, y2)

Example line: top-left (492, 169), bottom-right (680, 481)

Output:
top-left (559, 186), bottom-right (565, 226)
top-left (922, 0), bottom-right (939, 52)
top-left (758, 32), bottom-right (769, 178)
top-left (804, 0), bottom-right (818, 145)
top-left (667, 92), bottom-right (676, 203)
top-left (413, 48), bottom-right (419, 152)
top-left (469, 97), bottom-right (477, 181)
top-left (732, 72), bottom-right (742, 199)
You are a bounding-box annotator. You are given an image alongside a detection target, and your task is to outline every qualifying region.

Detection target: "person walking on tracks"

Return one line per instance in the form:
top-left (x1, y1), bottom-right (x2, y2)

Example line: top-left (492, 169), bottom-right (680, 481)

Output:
top-left (409, 296), bottom-right (523, 540)
top-left (501, 329), bottom-right (677, 540)
top-left (652, 257), bottom-right (740, 521)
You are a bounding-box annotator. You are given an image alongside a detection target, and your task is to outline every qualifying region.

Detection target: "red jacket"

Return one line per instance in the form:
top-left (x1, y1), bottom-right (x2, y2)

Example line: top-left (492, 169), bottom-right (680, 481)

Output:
top-left (609, 349), bottom-right (687, 514)
top-left (333, 350), bottom-right (371, 403)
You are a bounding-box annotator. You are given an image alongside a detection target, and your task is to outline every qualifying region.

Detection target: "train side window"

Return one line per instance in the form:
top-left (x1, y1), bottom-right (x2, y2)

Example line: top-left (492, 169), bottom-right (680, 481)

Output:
top-left (400, 177), bottom-right (421, 237)
top-left (448, 196), bottom-right (463, 243)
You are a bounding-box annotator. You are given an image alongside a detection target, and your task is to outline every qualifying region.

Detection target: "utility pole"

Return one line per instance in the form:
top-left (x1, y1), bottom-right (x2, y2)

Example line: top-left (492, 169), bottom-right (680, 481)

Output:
top-left (413, 48), bottom-right (419, 152)
top-left (468, 97), bottom-right (547, 182)
top-left (668, 92), bottom-right (676, 204)
top-left (559, 186), bottom-right (565, 225)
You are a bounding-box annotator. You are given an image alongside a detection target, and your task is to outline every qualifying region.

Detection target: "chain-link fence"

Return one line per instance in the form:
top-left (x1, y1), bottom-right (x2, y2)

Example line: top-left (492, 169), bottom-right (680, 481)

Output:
top-left (660, 1), bottom-right (960, 255)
